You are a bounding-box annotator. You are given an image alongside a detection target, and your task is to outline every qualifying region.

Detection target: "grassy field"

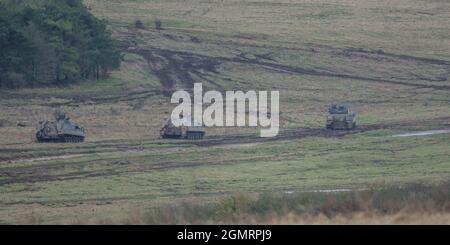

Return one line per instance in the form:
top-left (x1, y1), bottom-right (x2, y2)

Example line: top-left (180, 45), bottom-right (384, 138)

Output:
top-left (0, 0), bottom-right (449, 224)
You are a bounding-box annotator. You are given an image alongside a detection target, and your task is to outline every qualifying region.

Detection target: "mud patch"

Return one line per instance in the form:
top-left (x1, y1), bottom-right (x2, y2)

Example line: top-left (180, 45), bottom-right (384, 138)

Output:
top-left (193, 116), bottom-right (450, 147)
top-left (131, 48), bottom-right (221, 95)
top-left (130, 46), bottom-right (450, 93)
top-left (1, 117), bottom-right (448, 186)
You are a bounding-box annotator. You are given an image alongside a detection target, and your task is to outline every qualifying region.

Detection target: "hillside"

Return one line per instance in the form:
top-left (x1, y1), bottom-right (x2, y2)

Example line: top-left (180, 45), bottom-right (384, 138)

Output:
top-left (0, 0), bottom-right (449, 224)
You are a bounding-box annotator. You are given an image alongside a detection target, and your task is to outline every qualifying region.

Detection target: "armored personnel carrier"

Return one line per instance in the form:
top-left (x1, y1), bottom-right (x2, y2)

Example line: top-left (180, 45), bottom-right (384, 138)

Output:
top-left (185, 125), bottom-right (206, 139)
top-left (160, 118), bottom-right (205, 139)
top-left (326, 104), bottom-right (356, 130)
top-left (36, 112), bottom-right (86, 143)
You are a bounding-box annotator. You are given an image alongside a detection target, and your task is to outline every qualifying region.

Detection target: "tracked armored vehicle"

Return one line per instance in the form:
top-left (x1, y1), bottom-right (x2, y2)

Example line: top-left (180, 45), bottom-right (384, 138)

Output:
top-left (326, 104), bottom-right (356, 130)
top-left (36, 112), bottom-right (86, 143)
top-left (160, 118), bottom-right (205, 140)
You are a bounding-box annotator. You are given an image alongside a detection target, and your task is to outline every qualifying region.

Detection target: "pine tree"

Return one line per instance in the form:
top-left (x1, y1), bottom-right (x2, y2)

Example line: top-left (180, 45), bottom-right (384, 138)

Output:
top-left (0, 0), bottom-right (122, 87)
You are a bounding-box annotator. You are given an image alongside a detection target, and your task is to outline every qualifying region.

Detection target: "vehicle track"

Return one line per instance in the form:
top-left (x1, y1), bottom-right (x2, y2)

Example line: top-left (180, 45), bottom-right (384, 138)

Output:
top-left (1, 117), bottom-right (448, 186)
top-left (193, 116), bottom-right (450, 147)
top-left (123, 27), bottom-right (450, 93)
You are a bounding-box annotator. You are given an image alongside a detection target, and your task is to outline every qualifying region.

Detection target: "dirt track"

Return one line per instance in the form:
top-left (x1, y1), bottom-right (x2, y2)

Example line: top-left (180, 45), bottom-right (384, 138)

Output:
top-left (193, 116), bottom-right (450, 147)
top-left (1, 28), bottom-right (449, 188)
top-left (1, 116), bottom-right (448, 187)
top-left (2, 29), bottom-right (448, 106)
top-left (130, 46), bottom-right (450, 92)
top-left (122, 27), bottom-right (450, 93)
top-left (134, 48), bottom-right (221, 95)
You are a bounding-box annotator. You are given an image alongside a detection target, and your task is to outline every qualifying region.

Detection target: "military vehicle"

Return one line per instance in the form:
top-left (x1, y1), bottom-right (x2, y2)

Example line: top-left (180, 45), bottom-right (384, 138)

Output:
top-left (160, 118), bottom-right (205, 139)
top-left (36, 112), bottom-right (86, 143)
top-left (326, 104), bottom-right (356, 130)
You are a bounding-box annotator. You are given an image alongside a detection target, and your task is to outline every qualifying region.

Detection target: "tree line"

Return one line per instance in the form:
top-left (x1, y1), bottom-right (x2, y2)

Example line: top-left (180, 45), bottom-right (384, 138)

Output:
top-left (0, 0), bottom-right (122, 87)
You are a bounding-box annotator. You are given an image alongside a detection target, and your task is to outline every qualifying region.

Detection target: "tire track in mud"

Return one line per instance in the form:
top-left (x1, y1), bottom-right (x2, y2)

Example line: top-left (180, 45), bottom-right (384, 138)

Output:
top-left (191, 125), bottom-right (388, 147)
top-left (130, 46), bottom-right (450, 92)
top-left (1, 117), bottom-right (448, 186)
top-left (223, 40), bottom-right (450, 67)
top-left (117, 27), bottom-right (450, 92)
top-left (131, 48), bottom-right (221, 95)
top-left (0, 88), bottom-right (160, 107)
top-left (4, 31), bottom-right (448, 106)
top-left (0, 154), bottom-right (278, 187)
top-left (194, 116), bottom-right (450, 147)
top-left (342, 47), bottom-right (450, 66)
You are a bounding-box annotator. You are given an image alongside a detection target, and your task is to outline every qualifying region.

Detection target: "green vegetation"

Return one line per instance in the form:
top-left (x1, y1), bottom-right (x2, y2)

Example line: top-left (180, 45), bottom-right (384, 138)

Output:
top-left (0, 0), bottom-right (449, 224)
top-left (134, 182), bottom-right (450, 224)
top-left (0, 0), bottom-right (121, 87)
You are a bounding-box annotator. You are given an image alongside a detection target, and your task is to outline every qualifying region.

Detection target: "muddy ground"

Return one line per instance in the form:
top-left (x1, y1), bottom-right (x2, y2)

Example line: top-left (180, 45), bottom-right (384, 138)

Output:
top-left (1, 27), bottom-right (448, 107)
top-left (1, 116), bottom-right (448, 188)
top-left (1, 26), bottom-right (449, 201)
top-left (122, 28), bottom-right (450, 93)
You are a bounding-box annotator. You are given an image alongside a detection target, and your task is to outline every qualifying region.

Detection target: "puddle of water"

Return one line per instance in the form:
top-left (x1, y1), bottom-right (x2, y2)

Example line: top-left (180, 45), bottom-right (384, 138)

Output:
top-left (313, 189), bottom-right (353, 193)
top-left (284, 189), bottom-right (354, 195)
top-left (393, 129), bottom-right (450, 137)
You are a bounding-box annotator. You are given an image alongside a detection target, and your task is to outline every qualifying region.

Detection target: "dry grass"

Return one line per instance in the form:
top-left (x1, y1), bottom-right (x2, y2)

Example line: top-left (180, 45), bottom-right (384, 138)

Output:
top-left (85, 0), bottom-right (450, 58)
top-left (266, 211), bottom-right (450, 225)
top-left (0, 0), bottom-right (449, 225)
top-left (67, 182), bottom-right (450, 225)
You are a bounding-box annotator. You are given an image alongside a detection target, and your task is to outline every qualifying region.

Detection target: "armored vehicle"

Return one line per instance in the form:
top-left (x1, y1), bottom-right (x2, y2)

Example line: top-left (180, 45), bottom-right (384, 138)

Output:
top-left (185, 125), bottom-right (206, 139)
top-left (160, 118), bottom-right (205, 139)
top-left (36, 112), bottom-right (86, 143)
top-left (326, 104), bottom-right (356, 130)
